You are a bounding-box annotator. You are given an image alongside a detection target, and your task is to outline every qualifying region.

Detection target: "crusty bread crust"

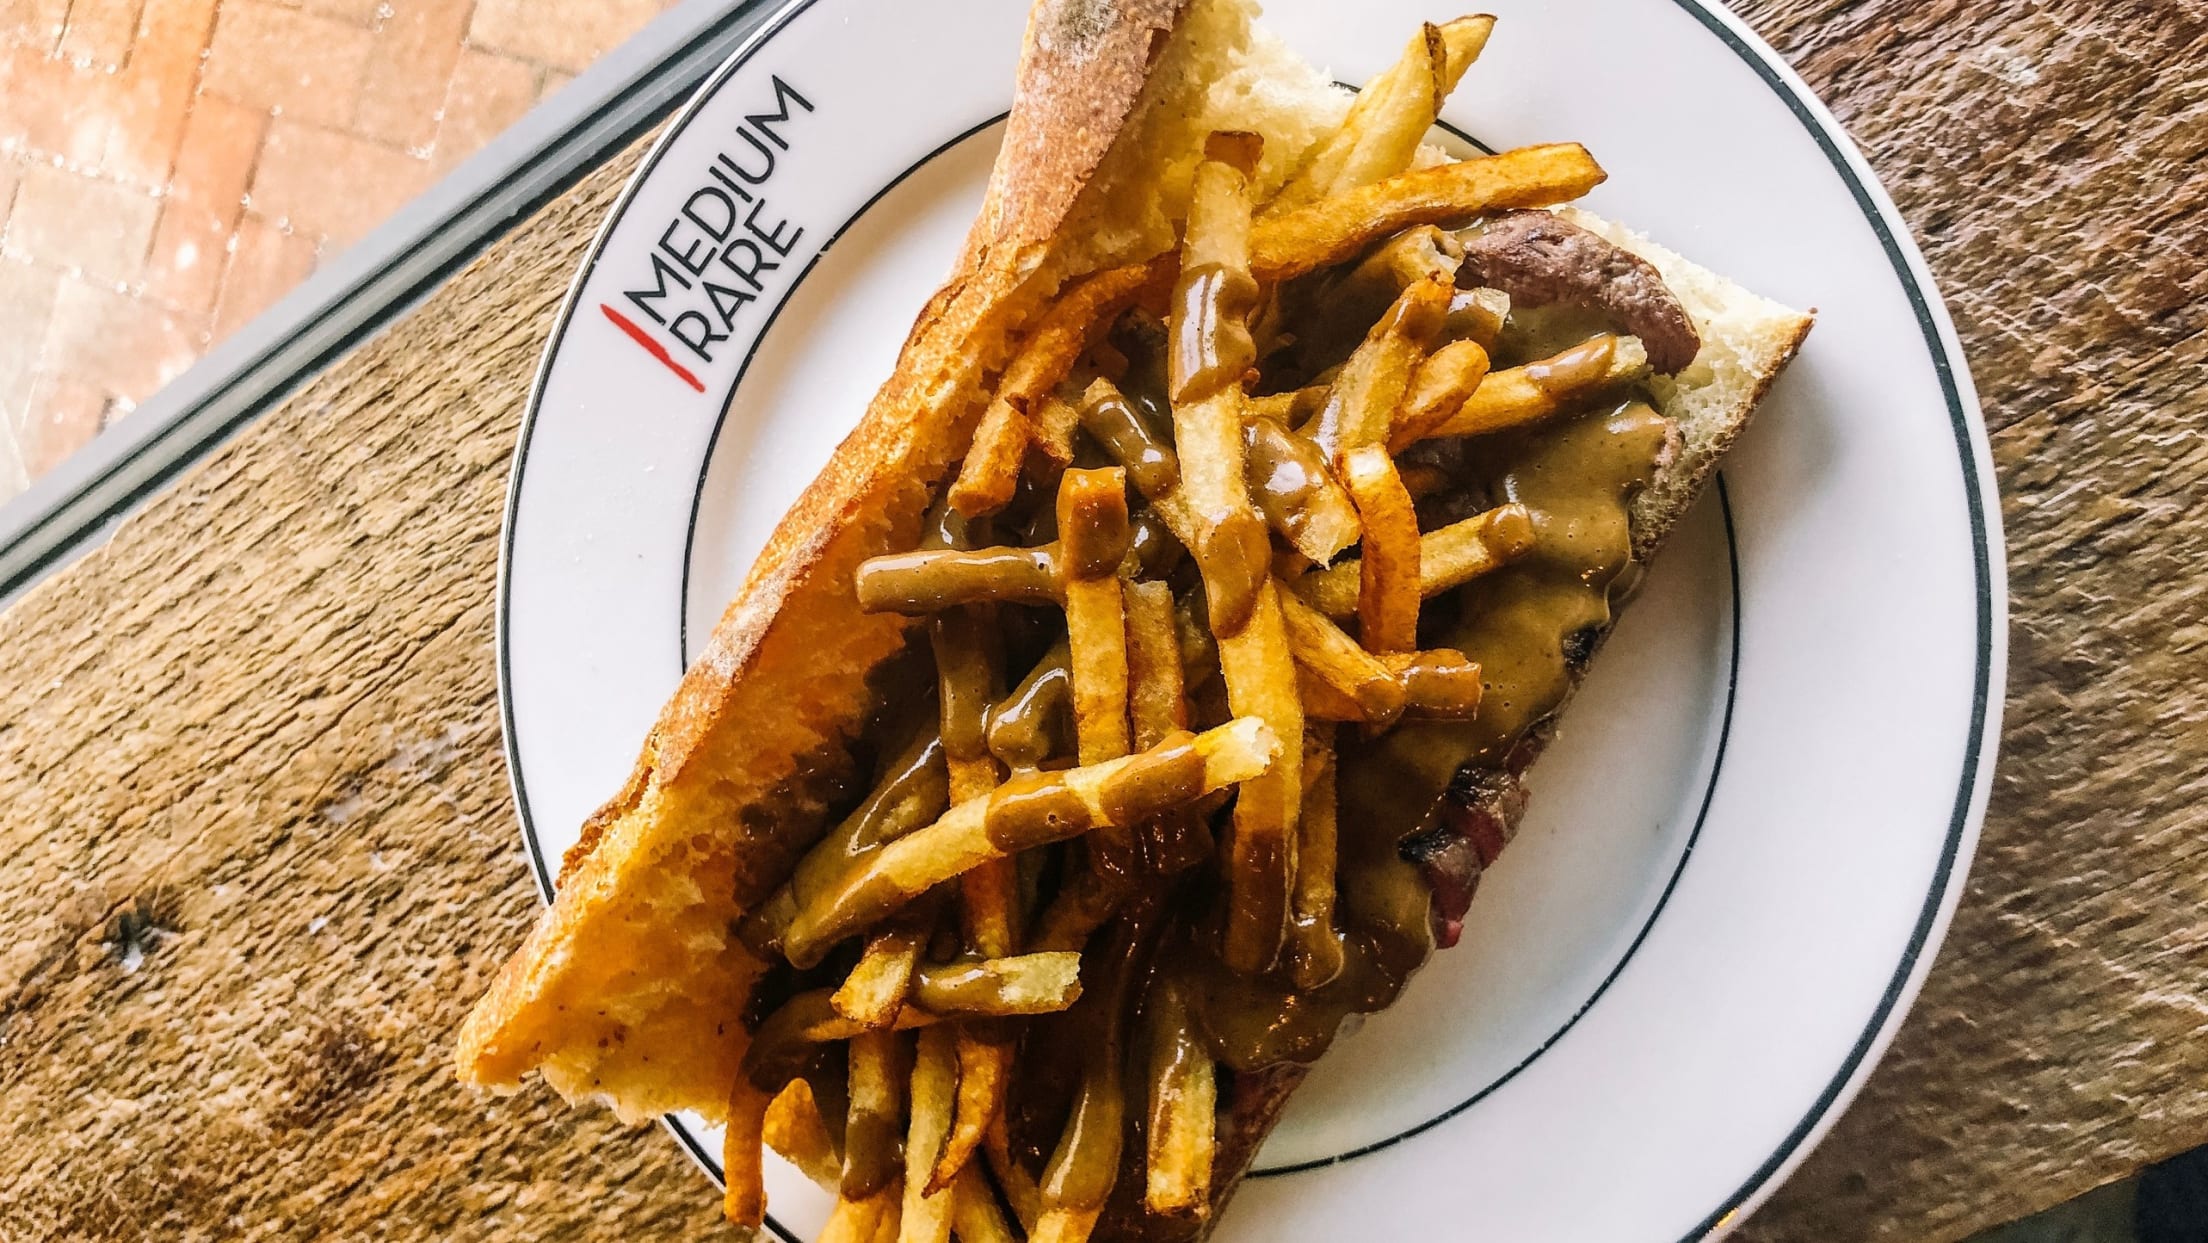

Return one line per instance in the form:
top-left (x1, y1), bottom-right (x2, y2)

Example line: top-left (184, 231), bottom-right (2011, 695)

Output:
top-left (458, 0), bottom-right (1195, 1120)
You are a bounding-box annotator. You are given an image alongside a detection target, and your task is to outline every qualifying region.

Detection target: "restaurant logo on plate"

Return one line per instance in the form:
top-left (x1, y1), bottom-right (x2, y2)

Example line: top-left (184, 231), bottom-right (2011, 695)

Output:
top-left (601, 75), bottom-right (818, 393)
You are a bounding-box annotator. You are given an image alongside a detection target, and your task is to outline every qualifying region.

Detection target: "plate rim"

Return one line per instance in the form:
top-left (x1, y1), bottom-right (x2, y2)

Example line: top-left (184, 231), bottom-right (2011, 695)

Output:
top-left (494, 0), bottom-right (2008, 1236)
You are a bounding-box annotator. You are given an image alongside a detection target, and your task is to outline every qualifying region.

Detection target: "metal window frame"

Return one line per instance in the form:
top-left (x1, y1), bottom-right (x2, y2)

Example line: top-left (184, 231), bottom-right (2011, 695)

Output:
top-left (0, 0), bottom-right (777, 606)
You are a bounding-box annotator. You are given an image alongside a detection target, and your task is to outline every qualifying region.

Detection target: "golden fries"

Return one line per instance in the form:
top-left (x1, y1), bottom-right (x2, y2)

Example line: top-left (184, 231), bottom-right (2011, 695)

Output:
top-left (1267, 17), bottom-right (1496, 212)
top-left (1296, 502), bottom-right (1536, 619)
top-left (833, 924), bottom-right (926, 1028)
top-left (845, 1028), bottom-right (909, 1200)
top-left (1308, 277), bottom-right (1451, 461)
top-left (952, 1164), bottom-right (1019, 1243)
top-left (1172, 134), bottom-right (1270, 638)
top-left (1030, 392), bottom-right (1084, 477)
top-left (1245, 418), bottom-right (1361, 565)
top-left (1390, 649), bottom-right (1483, 719)
top-left (765, 1080), bottom-right (841, 1192)
top-left (1415, 333), bottom-right (1651, 442)
top-left (901, 1025), bottom-right (959, 1243)
top-left (1287, 729), bottom-right (1345, 991)
top-left (1030, 1209), bottom-right (1104, 1243)
top-left (1216, 578), bottom-right (1302, 975)
top-left (986, 1117), bottom-right (1043, 1233)
top-left (783, 719), bottom-right (1279, 966)
top-left (1279, 587), bottom-right (1405, 727)
top-left (1445, 285), bottom-right (1511, 348)
top-left (1341, 445), bottom-right (1421, 653)
top-left (1058, 468), bottom-right (1134, 765)
top-left (856, 546), bottom-right (1061, 613)
top-left (717, 21), bottom-right (1664, 1239)
top-left (1392, 337), bottom-right (1492, 449)
top-left (1124, 581), bottom-right (1189, 748)
top-left (1252, 144), bottom-right (1607, 282)
top-left (931, 1029), bottom-right (1013, 1194)
top-left (951, 262), bottom-right (1160, 516)
top-left (986, 639), bottom-right (1072, 772)
top-left (1172, 132), bottom-right (1305, 977)
top-left (911, 953), bottom-right (1084, 1016)
top-left (723, 1072), bottom-right (773, 1228)
top-left (1143, 981), bottom-right (1216, 1217)
top-left (821, 1188), bottom-right (901, 1243)
top-left (1077, 379), bottom-right (1179, 497)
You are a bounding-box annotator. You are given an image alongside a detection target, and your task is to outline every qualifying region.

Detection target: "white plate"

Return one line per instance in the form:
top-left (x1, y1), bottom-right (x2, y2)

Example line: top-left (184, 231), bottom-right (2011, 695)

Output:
top-left (499, 1), bottom-right (2004, 1238)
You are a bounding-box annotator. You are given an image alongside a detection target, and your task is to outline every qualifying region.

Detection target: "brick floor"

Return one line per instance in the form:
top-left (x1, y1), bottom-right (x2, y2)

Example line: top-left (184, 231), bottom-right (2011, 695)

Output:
top-left (0, 0), bottom-right (683, 504)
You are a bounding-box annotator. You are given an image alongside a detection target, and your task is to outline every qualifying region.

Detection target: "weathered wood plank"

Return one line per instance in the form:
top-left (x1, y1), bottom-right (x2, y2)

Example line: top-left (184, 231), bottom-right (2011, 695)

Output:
top-left (1734, 0), bottom-right (2208, 1239)
top-left (1, 2), bottom-right (2203, 1239)
top-left (0, 137), bottom-right (729, 1240)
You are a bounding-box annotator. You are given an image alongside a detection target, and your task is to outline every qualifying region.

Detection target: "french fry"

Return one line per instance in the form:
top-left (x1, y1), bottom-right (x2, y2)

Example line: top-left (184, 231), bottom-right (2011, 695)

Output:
top-left (952, 1164), bottom-right (1019, 1243)
top-left (1278, 587), bottom-right (1405, 727)
top-left (1391, 338), bottom-right (1491, 449)
top-left (1030, 392), bottom-right (1084, 477)
top-left (1173, 133), bottom-right (1304, 976)
top-left (1287, 730), bottom-right (1344, 991)
top-left (750, 951), bottom-right (1086, 1100)
top-left (1245, 383), bottom-right (1330, 427)
top-left (1300, 649), bottom-right (1485, 724)
top-left (931, 1028), bottom-right (1014, 1195)
top-left (1445, 285), bottom-right (1511, 349)
top-left (1124, 581), bottom-right (1189, 749)
top-left (1035, 910), bottom-right (1155, 1242)
top-left (1295, 665), bottom-right (1369, 723)
top-left (833, 923), bottom-right (926, 1028)
top-left (1389, 649), bottom-right (1483, 719)
top-left (765, 1079), bottom-right (842, 1192)
top-left (821, 1189), bottom-right (900, 1243)
top-left (1172, 134), bottom-right (1270, 639)
top-left (782, 719), bottom-right (1280, 966)
top-left (1034, 465), bottom-right (1140, 956)
top-left (1266, 17), bottom-right (1497, 213)
top-left (986, 1116), bottom-right (1043, 1233)
top-left (1251, 144), bottom-right (1607, 283)
top-left (1244, 418), bottom-right (1362, 565)
top-left (1143, 982), bottom-right (1217, 1217)
top-left (1290, 227), bottom-right (1461, 367)
top-left (950, 262), bottom-right (1161, 516)
top-left (1306, 277), bottom-right (1451, 462)
top-left (723, 1072), bottom-right (773, 1228)
top-left (911, 953), bottom-right (1084, 1016)
top-left (901, 1025), bottom-right (960, 1243)
top-left (1396, 462), bottom-right (1454, 499)
top-left (1341, 446), bottom-right (1421, 653)
top-left (1030, 1209), bottom-right (1104, 1243)
top-left (1216, 578), bottom-right (1302, 975)
top-left (1296, 502), bottom-right (1536, 619)
top-left (844, 1029), bottom-right (909, 1200)
top-left (1414, 333), bottom-right (1651, 442)
top-left (1076, 380), bottom-right (1179, 498)
top-left (986, 639), bottom-right (1072, 773)
top-left (1177, 404), bottom-right (1271, 637)
top-left (1057, 468), bottom-right (1134, 766)
top-left (855, 546), bottom-right (1061, 613)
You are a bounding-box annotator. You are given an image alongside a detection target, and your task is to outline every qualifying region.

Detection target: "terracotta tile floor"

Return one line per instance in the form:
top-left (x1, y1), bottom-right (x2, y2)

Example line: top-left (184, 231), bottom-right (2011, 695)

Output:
top-left (0, 0), bottom-right (681, 503)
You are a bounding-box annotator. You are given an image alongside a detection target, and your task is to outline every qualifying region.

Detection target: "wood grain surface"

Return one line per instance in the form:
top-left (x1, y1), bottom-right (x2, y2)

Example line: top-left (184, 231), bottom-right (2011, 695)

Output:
top-left (0, 2), bottom-right (2201, 1240)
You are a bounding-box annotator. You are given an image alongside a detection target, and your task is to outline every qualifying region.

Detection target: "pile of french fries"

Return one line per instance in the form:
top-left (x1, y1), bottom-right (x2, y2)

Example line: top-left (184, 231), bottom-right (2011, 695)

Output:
top-left (723, 17), bottom-right (1654, 1241)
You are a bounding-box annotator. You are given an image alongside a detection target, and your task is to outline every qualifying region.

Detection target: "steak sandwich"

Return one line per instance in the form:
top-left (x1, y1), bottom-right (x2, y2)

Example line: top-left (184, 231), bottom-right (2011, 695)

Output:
top-left (458, 2), bottom-right (1814, 1239)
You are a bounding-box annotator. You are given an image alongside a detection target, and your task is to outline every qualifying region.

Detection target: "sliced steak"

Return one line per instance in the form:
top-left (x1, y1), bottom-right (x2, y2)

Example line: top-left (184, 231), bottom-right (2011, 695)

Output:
top-left (1460, 209), bottom-right (1703, 373)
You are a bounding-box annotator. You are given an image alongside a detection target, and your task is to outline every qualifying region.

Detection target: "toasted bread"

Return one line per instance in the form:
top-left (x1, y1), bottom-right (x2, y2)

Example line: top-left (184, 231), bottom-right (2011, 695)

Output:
top-left (460, 0), bottom-right (1812, 1233)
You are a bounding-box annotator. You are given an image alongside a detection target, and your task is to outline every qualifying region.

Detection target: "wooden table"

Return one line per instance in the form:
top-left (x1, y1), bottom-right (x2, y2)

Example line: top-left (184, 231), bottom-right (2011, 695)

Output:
top-left (4, 2), bottom-right (2201, 1237)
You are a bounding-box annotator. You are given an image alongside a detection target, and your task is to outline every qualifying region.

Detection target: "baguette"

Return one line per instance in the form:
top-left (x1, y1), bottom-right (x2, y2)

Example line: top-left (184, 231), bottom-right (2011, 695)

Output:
top-left (459, 1), bottom-right (1812, 1237)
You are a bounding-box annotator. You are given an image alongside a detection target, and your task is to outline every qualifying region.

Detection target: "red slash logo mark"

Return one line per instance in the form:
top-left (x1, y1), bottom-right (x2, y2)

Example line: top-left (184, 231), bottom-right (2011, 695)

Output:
top-left (602, 303), bottom-right (706, 393)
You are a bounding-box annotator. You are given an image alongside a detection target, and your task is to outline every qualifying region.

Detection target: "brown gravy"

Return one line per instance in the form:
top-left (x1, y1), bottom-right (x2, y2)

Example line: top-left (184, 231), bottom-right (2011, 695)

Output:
top-left (1178, 398), bottom-right (1670, 1071)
